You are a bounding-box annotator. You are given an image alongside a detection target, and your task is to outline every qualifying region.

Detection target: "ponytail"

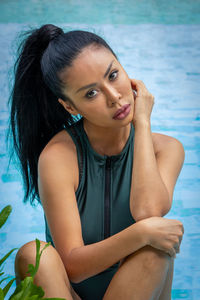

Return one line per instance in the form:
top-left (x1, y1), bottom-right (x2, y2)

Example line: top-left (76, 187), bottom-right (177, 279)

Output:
top-left (7, 25), bottom-right (75, 205)
top-left (7, 24), bottom-right (117, 205)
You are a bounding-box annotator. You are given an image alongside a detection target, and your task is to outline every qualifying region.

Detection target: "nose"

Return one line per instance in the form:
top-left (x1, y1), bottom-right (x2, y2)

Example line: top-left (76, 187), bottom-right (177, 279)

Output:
top-left (104, 84), bottom-right (122, 107)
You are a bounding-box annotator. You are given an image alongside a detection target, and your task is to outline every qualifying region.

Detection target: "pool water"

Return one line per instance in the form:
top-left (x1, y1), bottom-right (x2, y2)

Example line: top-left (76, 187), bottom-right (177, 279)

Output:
top-left (0, 1), bottom-right (200, 299)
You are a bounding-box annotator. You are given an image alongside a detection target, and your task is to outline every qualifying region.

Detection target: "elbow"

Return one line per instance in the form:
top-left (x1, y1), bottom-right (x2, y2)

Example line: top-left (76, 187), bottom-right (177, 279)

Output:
top-left (66, 264), bottom-right (84, 284)
top-left (131, 209), bottom-right (161, 222)
top-left (131, 199), bottom-right (171, 222)
top-left (69, 276), bottom-right (82, 284)
top-left (64, 250), bottom-right (89, 284)
top-left (69, 277), bottom-right (82, 284)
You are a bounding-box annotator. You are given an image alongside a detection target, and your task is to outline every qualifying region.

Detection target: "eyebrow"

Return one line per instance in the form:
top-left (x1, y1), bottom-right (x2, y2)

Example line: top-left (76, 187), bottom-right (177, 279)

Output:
top-left (75, 60), bottom-right (114, 93)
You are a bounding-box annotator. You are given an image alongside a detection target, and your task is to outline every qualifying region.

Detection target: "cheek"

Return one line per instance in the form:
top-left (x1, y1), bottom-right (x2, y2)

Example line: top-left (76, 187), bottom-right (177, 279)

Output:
top-left (119, 73), bottom-right (132, 92)
top-left (75, 102), bottom-right (100, 119)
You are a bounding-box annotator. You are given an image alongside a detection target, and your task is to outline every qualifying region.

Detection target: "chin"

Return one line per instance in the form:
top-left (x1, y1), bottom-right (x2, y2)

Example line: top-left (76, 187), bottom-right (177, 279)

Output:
top-left (117, 115), bottom-right (133, 128)
top-left (118, 106), bottom-right (134, 126)
top-left (126, 106), bottom-right (134, 123)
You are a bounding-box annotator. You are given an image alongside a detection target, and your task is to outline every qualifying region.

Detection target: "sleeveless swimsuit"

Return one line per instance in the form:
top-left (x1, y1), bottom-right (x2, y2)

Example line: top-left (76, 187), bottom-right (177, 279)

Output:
top-left (44, 118), bottom-right (136, 299)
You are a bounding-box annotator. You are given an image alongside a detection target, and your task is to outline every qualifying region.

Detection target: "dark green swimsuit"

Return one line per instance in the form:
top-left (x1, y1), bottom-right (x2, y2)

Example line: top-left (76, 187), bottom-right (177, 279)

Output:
top-left (45, 118), bottom-right (136, 300)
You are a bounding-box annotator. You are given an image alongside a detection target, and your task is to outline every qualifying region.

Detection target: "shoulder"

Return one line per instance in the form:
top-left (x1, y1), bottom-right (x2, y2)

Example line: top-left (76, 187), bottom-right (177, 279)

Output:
top-left (151, 132), bottom-right (185, 205)
top-left (38, 129), bottom-right (79, 190)
top-left (40, 128), bottom-right (76, 158)
top-left (152, 132), bottom-right (185, 158)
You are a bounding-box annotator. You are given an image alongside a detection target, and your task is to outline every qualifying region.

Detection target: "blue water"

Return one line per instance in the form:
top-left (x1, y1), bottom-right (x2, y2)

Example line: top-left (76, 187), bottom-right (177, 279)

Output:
top-left (0, 0), bottom-right (200, 24)
top-left (0, 1), bottom-right (200, 299)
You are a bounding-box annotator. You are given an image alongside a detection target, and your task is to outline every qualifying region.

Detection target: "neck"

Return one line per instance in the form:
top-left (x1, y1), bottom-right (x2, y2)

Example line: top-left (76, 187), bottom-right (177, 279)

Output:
top-left (83, 119), bottom-right (131, 156)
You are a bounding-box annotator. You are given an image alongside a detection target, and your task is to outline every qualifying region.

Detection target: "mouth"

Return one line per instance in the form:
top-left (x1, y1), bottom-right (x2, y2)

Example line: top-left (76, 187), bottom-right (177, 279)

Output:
top-left (113, 104), bottom-right (131, 120)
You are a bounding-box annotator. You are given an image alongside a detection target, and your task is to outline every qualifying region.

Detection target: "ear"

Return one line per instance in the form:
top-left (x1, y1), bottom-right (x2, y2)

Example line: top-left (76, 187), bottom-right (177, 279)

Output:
top-left (58, 98), bottom-right (79, 116)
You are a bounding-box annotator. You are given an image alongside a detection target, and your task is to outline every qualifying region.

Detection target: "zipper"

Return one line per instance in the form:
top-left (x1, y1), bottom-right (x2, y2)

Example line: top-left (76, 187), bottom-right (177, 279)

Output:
top-left (104, 157), bottom-right (111, 239)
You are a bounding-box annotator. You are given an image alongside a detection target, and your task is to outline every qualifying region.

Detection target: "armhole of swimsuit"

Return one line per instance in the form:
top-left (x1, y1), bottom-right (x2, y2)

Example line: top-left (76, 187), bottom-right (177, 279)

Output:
top-left (66, 126), bottom-right (84, 186)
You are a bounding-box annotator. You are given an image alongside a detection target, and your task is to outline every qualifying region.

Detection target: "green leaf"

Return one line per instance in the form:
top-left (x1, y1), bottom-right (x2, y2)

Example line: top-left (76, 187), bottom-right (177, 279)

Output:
top-left (22, 277), bottom-right (44, 298)
top-left (9, 277), bottom-right (45, 300)
top-left (10, 276), bottom-right (65, 300)
top-left (27, 240), bottom-right (50, 278)
top-left (0, 206), bottom-right (12, 229)
top-left (0, 275), bottom-right (11, 284)
top-left (11, 276), bottom-right (34, 299)
top-left (2, 278), bottom-right (15, 297)
top-left (27, 264), bottom-right (35, 276)
top-left (38, 241), bottom-right (50, 257)
top-left (43, 297), bottom-right (52, 300)
top-left (0, 288), bottom-right (4, 300)
top-left (31, 239), bottom-right (42, 278)
top-left (0, 249), bottom-right (18, 267)
top-left (25, 296), bottom-right (40, 300)
top-left (8, 282), bottom-right (23, 299)
top-left (0, 272), bottom-right (5, 277)
top-left (8, 239), bottom-right (56, 300)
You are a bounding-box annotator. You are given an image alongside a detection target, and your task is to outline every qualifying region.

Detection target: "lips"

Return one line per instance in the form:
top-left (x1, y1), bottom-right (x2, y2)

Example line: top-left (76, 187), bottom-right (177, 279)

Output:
top-left (113, 104), bottom-right (130, 119)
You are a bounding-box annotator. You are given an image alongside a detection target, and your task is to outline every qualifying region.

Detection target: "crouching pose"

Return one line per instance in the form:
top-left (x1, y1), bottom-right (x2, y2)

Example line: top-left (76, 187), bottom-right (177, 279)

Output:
top-left (9, 24), bottom-right (185, 299)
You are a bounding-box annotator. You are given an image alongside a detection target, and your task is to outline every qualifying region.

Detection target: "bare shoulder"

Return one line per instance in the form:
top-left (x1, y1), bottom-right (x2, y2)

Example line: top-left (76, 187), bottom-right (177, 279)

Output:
top-left (152, 132), bottom-right (185, 158)
top-left (38, 129), bottom-right (79, 190)
top-left (150, 132), bottom-right (185, 207)
top-left (38, 129), bottom-right (84, 258)
top-left (40, 128), bottom-right (76, 158)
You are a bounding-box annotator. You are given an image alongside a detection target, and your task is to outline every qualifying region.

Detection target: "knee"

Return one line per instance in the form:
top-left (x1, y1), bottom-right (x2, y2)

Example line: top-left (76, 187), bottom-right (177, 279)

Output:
top-left (15, 240), bottom-right (54, 280)
top-left (126, 245), bottom-right (172, 274)
top-left (139, 245), bottom-right (172, 272)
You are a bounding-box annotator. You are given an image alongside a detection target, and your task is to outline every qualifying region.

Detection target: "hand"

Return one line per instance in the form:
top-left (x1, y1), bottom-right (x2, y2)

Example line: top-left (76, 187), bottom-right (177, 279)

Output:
top-left (139, 216), bottom-right (184, 258)
top-left (130, 79), bottom-right (154, 126)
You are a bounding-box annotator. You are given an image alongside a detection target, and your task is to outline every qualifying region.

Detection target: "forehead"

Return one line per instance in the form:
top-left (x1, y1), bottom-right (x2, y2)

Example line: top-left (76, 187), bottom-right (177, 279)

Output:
top-left (60, 46), bottom-right (118, 91)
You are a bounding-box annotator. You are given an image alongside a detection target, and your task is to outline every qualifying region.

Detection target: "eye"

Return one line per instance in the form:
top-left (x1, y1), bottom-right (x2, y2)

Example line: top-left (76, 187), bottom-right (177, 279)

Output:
top-left (109, 70), bottom-right (118, 81)
top-left (85, 89), bottom-right (98, 99)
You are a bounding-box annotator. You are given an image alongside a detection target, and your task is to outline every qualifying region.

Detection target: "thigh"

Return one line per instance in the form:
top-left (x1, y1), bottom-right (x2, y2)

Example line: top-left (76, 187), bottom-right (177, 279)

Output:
top-left (158, 257), bottom-right (174, 300)
top-left (103, 246), bottom-right (170, 300)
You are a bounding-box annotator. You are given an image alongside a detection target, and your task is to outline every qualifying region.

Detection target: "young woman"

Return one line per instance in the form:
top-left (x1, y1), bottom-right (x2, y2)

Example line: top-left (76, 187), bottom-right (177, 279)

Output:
top-left (9, 24), bottom-right (185, 300)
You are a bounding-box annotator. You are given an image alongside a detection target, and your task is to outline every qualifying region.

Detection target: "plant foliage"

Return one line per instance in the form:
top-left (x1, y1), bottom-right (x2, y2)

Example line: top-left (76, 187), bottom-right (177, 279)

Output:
top-left (0, 205), bottom-right (65, 300)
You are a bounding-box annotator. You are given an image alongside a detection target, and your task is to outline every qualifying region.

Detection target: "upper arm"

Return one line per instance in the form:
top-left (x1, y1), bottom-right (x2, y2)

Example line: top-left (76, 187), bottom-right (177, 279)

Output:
top-left (38, 135), bottom-right (84, 266)
top-left (152, 132), bottom-right (185, 209)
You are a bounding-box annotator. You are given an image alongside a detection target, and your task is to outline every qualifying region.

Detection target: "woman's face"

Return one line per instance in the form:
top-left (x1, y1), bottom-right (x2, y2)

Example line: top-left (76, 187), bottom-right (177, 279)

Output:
top-left (59, 45), bottom-right (135, 129)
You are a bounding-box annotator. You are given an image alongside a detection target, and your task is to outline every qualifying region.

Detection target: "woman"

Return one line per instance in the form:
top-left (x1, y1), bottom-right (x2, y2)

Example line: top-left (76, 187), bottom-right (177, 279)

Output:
top-left (9, 24), bottom-right (185, 300)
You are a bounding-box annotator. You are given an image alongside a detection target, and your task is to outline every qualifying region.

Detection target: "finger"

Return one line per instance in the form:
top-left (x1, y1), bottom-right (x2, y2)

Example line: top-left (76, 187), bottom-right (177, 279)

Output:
top-left (130, 79), bottom-right (149, 96)
top-left (174, 244), bottom-right (180, 254)
top-left (130, 78), bottom-right (137, 90)
top-left (167, 248), bottom-right (176, 258)
top-left (166, 252), bottom-right (175, 258)
top-left (130, 79), bottom-right (144, 96)
top-left (171, 250), bottom-right (177, 258)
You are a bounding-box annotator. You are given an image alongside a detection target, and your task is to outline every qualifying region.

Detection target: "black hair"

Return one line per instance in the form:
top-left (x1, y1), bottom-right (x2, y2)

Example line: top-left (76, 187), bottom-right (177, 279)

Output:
top-left (7, 24), bottom-right (117, 205)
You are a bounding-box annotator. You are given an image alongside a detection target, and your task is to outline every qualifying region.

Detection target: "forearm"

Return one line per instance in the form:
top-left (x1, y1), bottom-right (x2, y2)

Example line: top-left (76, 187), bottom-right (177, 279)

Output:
top-left (63, 221), bottom-right (146, 283)
top-left (130, 120), bottom-right (170, 221)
